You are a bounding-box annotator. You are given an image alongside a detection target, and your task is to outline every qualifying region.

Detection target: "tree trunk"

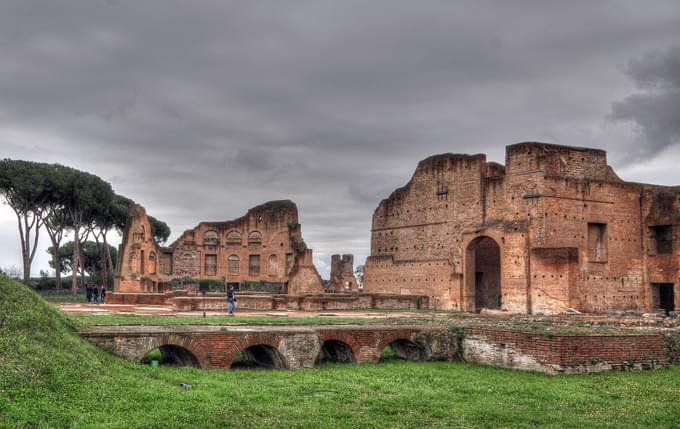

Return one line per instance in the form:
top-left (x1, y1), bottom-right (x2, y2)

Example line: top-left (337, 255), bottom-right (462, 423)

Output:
top-left (55, 264), bottom-right (62, 290)
top-left (70, 226), bottom-right (80, 294)
top-left (15, 211), bottom-right (40, 286)
top-left (22, 253), bottom-right (30, 285)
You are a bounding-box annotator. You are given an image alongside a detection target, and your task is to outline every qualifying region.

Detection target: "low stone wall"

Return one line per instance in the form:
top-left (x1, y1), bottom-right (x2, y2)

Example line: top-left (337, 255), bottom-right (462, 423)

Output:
top-left (463, 328), bottom-right (668, 374)
top-left (107, 291), bottom-right (428, 311)
top-left (81, 324), bottom-right (675, 374)
top-left (107, 292), bottom-right (173, 305)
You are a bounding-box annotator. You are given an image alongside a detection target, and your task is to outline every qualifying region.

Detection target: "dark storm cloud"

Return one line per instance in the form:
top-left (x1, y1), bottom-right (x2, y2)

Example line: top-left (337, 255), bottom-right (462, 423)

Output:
top-left (1, 0), bottom-right (680, 275)
top-left (610, 45), bottom-right (680, 161)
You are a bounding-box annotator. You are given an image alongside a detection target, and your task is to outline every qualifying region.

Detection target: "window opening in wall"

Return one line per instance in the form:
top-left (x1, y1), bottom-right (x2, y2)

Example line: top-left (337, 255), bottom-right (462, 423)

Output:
top-left (651, 225), bottom-right (673, 255)
top-left (249, 254), bottom-right (260, 276)
top-left (248, 231), bottom-right (263, 246)
top-left (140, 250), bottom-right (145, 274)
top-left (204, 254), bottom-right (217, 276)
top-left (587, 223), bottom-right (607, 262)
top-left (228, 255), bottom-right (239, 273)
top-left (436, 183), bottom-right (448, 201)
top-left (203, 230), bottom-right (220, 246)
top-left (226, 231), bottom-right (242, 245)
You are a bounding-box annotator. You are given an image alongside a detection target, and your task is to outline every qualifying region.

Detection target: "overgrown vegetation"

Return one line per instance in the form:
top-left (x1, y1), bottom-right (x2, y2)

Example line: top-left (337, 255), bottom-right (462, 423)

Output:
top-left (2, 274), bottom-right (680, 428)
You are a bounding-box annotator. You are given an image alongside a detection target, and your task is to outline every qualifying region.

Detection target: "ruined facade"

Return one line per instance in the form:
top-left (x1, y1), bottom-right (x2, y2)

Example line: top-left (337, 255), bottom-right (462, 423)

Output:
top-left (363, 142), bottom-right (680, 314)
top-left (114, 200), bottom-right (324, 294)
top-left (327, 254), bottom-right (357, 292)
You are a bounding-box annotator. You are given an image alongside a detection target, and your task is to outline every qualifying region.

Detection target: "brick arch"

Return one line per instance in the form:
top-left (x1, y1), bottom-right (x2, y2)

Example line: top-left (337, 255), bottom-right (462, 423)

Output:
top-left (375, 330), bottom-right (429, 362)
top-left (223, 334), bottom-right (287, 369)
top-left (318, 332), bottom-right (361, 362)
top-left (136, 334), bottom-right (207, 368)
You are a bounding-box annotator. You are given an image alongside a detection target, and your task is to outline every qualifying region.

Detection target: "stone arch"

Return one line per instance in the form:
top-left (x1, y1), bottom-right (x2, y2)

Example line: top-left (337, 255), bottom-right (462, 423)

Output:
top-left (203, 230), bottom-right (220, 246)
top-left (136, 335), bottom-right (206, 368)
top-left (316, 339), bottom-right (357, 364)
top-left (229, 344), bottom-right (287, 369)
top-left (141, 344), bottom-right (200, 367)
top-left (464, 235), bottom-right (502, 312)
top-left (380, 339), bottom-right (427, 362)
top-left (248, 231), bottom-right (263, 246)
top-left (376, 331), bottom-right (430, 362)
top-left (226, 337), bottom-right (287, 369)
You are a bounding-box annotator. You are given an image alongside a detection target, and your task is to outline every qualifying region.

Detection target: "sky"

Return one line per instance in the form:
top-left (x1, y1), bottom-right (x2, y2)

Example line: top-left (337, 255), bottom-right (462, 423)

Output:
top-left (1, 0), bottom-right (680, 278)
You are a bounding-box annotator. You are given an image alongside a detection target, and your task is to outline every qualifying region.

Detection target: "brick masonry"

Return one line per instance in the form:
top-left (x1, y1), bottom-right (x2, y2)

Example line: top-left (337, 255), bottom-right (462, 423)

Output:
top-left (114, 200), bottom-right (324, 295)
top-left (363, 142), bottom-right (680, 314)
top-left (107, 291), bottom-right (428, 311)
top-left (81, 324), bottom-right (675, 374)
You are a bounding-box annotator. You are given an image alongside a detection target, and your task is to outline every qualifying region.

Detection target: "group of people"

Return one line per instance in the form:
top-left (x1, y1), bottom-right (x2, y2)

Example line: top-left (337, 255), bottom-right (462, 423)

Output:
top-left (85, 284), bottom-right (106, 304)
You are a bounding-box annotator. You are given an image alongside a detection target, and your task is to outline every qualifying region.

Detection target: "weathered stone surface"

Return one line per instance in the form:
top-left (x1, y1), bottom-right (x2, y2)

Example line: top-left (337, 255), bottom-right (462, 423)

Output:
top-left (114, 200), bottom-right (324, 295)
top-left (328, 254), bottom-right (357, 292)
top-left (81, 324), bottom-right (671, 374)
top-left (363, 142), bottom-right (680, 314)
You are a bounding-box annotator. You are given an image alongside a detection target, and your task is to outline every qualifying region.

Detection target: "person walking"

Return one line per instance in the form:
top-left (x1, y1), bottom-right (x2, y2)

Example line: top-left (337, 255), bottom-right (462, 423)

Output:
top-left (92, 284), bottom-right (99, 304)
top-left (86, 284), bottom-right (92, 304)
top-left (227, 285), bottom-right (236, 316)
top-left (100, 286), bottom-right (106, 304)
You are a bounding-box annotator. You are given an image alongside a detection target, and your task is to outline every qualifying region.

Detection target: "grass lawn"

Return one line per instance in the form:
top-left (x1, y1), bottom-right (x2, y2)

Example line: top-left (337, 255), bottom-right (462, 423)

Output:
top-left (2, 274), bottom-right (680, 428)
top-left (67, 313), bottom-right (388, 327)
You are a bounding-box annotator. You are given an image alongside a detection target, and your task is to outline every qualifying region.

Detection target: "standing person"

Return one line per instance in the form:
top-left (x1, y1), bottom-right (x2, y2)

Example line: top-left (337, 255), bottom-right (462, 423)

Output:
top-left (100, 286), bottom-right (106, 304)
top-left (92, 283), bottom-right (99, 304)
top-left (85, 284), bottom-right (92, 304)
top-left (227, 285), bottom-right (236, 316)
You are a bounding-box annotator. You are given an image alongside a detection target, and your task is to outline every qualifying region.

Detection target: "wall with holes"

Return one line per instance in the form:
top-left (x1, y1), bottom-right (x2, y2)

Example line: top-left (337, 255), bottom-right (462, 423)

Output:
top-left (364, 142), bottom-right (680, 313)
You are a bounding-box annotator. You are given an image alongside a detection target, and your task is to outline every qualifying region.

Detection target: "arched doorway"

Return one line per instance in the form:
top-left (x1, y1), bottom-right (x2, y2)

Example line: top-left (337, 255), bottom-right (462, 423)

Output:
top-left (466, 236), bottom-right (501, 312)
top-left (140, 344), bottom-right (200, 368)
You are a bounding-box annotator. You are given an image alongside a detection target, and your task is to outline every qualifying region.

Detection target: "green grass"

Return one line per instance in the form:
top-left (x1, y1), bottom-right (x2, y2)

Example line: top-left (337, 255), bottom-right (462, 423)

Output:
top-left (2, 274), bottom-right (680, 428)
top-left (67, 313), bottom-right (384, 327)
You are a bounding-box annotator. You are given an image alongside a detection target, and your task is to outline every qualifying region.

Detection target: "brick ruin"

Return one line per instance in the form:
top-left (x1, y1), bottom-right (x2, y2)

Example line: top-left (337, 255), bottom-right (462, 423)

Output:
top-left (327, 254), bottom-right (357, 292)
top-left (363, 142), bottom-right (680, 314)
top-left (113, 200), bottom-right (324, 297)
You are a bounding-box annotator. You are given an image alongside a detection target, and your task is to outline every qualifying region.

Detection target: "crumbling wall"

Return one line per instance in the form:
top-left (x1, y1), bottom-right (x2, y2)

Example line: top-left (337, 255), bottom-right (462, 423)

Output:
top-left (327, 254), bottom-right (357, 292)
top-left (364, 142), bottom-right (678, 314)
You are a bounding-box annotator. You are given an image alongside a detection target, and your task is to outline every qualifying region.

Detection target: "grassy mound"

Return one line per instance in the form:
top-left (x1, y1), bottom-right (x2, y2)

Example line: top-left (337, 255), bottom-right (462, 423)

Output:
top-left (0, 274), bottom-right (114, 426)
top-left (2, 274), bottom-right (680, 428)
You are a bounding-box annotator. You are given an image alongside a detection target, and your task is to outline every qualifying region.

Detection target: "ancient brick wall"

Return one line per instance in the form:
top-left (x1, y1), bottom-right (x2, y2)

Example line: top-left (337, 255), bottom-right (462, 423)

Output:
top-left (364, 142), bottom-right (680, 314)
top-left (115, 200), bottom-right (324, 295)
top-left (328, 254), bottom-right (357, 292)
top-left (82, 325), bottom-right (671, 374)
top-left (114, 205), bottom-right (163, 293)
top-left (463, 328), bottom-right (668, 373)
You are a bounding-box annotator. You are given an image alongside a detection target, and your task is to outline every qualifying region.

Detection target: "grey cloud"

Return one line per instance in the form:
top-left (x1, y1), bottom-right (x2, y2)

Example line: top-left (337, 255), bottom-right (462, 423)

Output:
top-left (1, 1), bottom-right (680, 276)
top-left (610, 45), bottom-right (680, 161)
